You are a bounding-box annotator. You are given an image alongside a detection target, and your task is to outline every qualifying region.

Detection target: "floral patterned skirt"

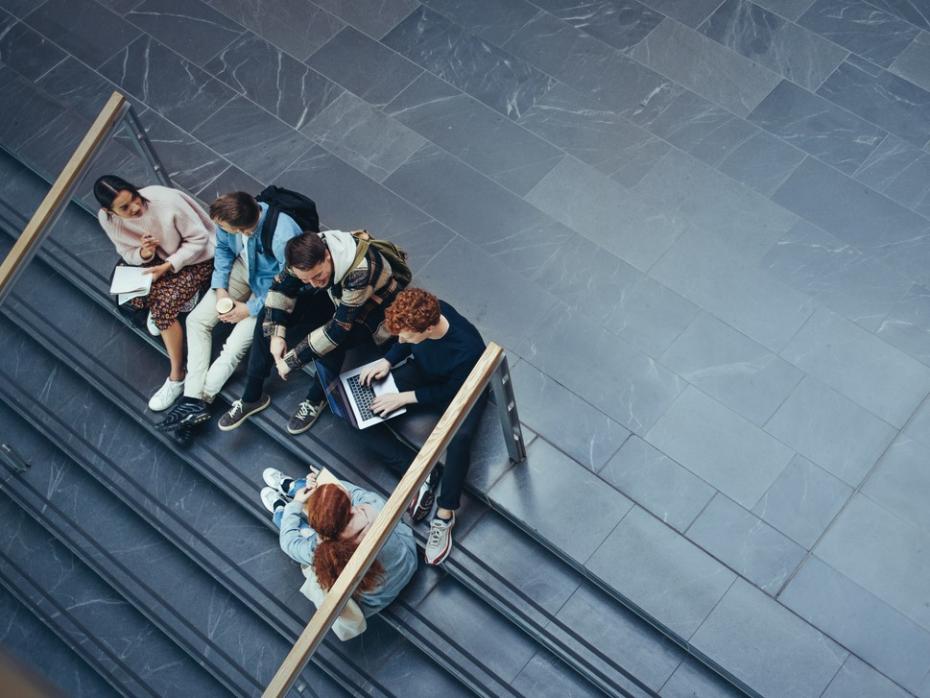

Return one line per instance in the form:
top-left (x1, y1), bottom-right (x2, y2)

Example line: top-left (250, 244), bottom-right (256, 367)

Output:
top-left (128, 258), bottom-right (214, 330)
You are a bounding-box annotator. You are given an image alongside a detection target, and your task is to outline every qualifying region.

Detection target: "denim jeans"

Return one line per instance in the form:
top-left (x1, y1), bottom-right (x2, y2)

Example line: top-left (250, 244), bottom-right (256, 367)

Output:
top-left (272, 477), bottom-right (309, 529)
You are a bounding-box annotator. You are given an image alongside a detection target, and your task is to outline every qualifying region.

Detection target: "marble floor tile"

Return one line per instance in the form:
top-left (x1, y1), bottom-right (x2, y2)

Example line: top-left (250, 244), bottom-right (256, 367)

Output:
top-left (24, 0), bottom-right (141, 67)
top-left (891, 31), bottom-right (930, 93)
top-left (0, 15), bottom-right (66, 81)
top-left (504, 10), bottom-right (667, 114)
top-left (819, 55), bottom-right (930, 149)
top-left (0, 0), bottom-right (46, 17)
top-left (637, 0), bottom-right (725, 27)
top-left (302, 90), bottom-right (426, 183)
top-left (489, 439), bottom-right (634, 563)
top-left (510, 359), bottom-right (631, 471)
top-left (510, 653), bottom-right (605, 697)
top-left (761, 219), bottom-right (912, 332)
top-left (309, 26), bottom-right (423, 108)
top-left (686, 493), bottom-right (807, 594)
top-left (100, 35), bottom-right (236, 132)
top-left (35, 56), bottom-right (121, 122)
top-left (606, 275), bottom-right (699, 358)
top-left (516, 81), bottom-right (669, 186)
top-left (531, 0), bottom-right (664, 51)
top-left (691, 579), bottom-right (847, 698)
top-left (799, 0), bottom-right (918, 68)
top-left (853, 133), bottom-right (930, 207)
top-left (749, 79), bottom-right (886, 174)
top-left (125, 0), bottom-right (244, 66)
top-left (276, 145), bottom-right (432, 239)
top-left (206, 32), bottom-right (343, 131)
top-left (312, 0), bottom-right (419, 39)
top-left (752, 454), bottom-right (851, 549)
top-left (383, 6), bottom-right (557, 121)
top-left (765, 376), bottom-right (896, 488)
top-left (628, 17), bottom-right (781, 117)
top-left (598, 435), bottom-right (715, 533)
top-left (194, 163), bottom-right (261, 201)
top-left (660, 657), bottom-right (747, 698)
top-left (661, 311), bottom-right (804, 426)
top-left (782, 557), bottom-right (930, 692)
top-left (700, 0), bottom-right (848, 92)
top-left (192, 96), bottom-right (313, 182)
top-left (206, 0), bottom-right (343, 61)
top-left (525, 156), bottom-right (687, 272)
top-left (385, 72), bottom-right (562, 196)
top-left (815, 493), bottom-right (930, 632)
top-left (646, 386), bottom-right (794, 509)
top-left (586, 506), bottom-right (736, 638)
top-left (877, 283), bottom-right (930, 366)
top-left (718, 130), bottom-right (806, 195)
top-left (823, 656), bottom-right (912, 698)
top-left (863, 434), bottom-right (930, 535)
top-left (420, 0), bottom-right (540, 46)
top-left (779, 307), bottom-right (930, 427)
top-left (0, 64), bottom-right (65, 153)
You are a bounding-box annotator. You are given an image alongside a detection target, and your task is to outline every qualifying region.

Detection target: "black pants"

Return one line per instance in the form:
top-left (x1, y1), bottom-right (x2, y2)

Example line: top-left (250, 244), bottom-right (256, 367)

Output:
top-left (371, 360), bottom-right (488, 512)
top-left (242, 291), bottom-right (369, 404)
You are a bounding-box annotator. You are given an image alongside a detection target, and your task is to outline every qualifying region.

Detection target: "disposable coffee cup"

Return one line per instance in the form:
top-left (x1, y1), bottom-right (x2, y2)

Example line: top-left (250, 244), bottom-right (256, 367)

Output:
top-left (216, 297), bottom-right (234, 314)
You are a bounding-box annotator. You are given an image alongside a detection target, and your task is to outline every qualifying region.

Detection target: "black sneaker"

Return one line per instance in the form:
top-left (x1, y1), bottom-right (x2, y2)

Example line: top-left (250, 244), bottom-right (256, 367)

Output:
top-left (218, 395), bottom-right (271, 431)
top-left (407, 469), bottom-right (440, 523)
top-left (156, 398), bottom-right (210, 432)
top-left (286, 398), bottom-right (326, 435)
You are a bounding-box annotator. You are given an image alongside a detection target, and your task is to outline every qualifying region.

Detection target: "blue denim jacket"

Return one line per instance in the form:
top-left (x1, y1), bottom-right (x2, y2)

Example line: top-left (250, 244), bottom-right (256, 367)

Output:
top-left (278, 481), bottom-right (418, 617)
top-left (210, 202), bottom-right (302, 317)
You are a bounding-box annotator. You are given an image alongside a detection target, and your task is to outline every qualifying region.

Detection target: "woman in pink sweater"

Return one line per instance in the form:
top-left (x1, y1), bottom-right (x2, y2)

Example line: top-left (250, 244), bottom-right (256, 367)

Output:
top-left (95, 175), bottom-right (216, 412)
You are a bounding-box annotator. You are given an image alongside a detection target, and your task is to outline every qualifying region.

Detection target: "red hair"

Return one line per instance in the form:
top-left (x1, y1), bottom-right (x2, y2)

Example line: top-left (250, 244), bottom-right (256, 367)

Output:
top-left (306, 484), bottom-right (383, 596)
top-left (384, 288), bottom-right (440, 334)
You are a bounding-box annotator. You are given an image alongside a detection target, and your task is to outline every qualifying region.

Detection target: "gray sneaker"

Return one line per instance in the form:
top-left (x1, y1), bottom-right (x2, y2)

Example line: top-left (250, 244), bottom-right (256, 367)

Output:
top-left (287, 398), bottom-right (326, 435)
top-left (218, 395), bottom-right (271, 431)
top-left (424, 512), bottom-right (455, 565)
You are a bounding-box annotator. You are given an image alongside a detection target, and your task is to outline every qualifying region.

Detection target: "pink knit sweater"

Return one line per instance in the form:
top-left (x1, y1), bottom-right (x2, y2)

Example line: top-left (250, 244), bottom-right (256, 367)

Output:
top-left (98, 185), bottom-right (216, 271)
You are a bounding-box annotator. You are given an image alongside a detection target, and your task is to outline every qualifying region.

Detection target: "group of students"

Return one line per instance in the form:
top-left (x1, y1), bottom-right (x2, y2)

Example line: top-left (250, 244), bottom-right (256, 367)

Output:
top-left (94, 174), bottom-right (488, 631)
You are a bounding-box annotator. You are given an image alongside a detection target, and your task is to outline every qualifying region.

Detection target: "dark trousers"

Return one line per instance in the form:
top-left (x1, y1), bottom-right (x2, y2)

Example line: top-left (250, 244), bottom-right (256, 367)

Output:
top-left (242, 291), bottom-right (369, 404)
top-left (372, 360), bottom-right (488, 511)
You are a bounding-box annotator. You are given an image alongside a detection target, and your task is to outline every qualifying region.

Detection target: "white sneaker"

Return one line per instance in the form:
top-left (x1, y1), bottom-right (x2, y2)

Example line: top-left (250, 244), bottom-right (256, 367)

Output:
top-left (146, 312), bottom-right (160, 336)
top-left (260, 486), bottom-right (286, 513)
top-left (148, 378), bottom-right (184, 411)
top-left (262, 467), bottom-right (293, 496)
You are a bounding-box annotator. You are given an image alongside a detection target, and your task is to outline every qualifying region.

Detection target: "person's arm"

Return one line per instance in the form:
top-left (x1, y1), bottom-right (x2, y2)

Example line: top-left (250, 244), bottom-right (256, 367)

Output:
top-left (278, 499), bottom-right (319, 566)
top-left (347, 483), bottom-right (385, 510)
top-left (164, 195), bottom-right (213, 271)
top-left (99, 211), bottom-right (145, 266)
top-left (210, 228), bottom-right (236, 291)
top-left (384, 341), bottom-right (412, 365)
top-left (261, 272), bottom-right (303, 336)
top-left (414, 361), bottom-right (474, 406)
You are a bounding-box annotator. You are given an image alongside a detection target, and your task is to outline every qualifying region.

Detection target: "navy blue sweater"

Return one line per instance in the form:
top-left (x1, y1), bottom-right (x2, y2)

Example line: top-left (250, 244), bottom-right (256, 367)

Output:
top-left (384, 301), bottom-right (485, 406)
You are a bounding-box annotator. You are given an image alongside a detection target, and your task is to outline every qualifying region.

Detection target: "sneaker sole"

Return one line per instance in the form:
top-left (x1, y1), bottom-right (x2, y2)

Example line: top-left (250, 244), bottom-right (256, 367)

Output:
top-left (180, 411), bottom-right (212, 429)
top-left (217, 397), bottom-right (271, 432)
top-left (285, 407), bottom-right (324, 435)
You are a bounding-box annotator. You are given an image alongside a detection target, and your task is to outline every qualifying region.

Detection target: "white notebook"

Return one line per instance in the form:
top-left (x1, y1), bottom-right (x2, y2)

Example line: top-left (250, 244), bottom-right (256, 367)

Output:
top-left (110, 265), bottom-right (152, 304)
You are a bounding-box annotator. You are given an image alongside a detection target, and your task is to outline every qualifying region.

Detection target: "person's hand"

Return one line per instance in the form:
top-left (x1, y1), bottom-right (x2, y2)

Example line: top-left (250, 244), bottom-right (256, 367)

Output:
top-left (293, 486), bottom-right (313, 503)
top-left (219, 301), bottom-right (250, 323)
top-left (371, 391), bottom-right (414, 416)
top-left (143, 261), bottom-right (172, 282)
top-left (360, 358), bottom-right (391, 386)
top-left (275, 358), bottom-right (291, 381)
top-left (140, 234), bottom-right (158, 260)
top-left (270, 336), bottom-right (286, 361)
top-left (305, 470), bottom-right (319, 491)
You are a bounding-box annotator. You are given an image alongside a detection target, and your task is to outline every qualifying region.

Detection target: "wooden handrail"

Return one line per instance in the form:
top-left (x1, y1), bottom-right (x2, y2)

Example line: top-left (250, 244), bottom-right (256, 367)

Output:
top-left (263, 341), bottom-right (506, 697)
top-left (0, 91), bottom-right (127, 304)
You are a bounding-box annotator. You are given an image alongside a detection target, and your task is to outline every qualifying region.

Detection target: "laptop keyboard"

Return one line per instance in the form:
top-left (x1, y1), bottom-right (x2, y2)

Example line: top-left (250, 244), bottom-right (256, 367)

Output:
top-left (347, 375), bottom-right (377, 422)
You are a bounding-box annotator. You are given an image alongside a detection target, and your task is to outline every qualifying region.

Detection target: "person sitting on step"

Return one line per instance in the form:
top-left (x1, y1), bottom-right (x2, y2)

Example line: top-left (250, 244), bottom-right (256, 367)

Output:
top-left (360, 288), bottom-right (487, 566)
top-left (260, 466), bottom-right (417, 621)
top-left (94, 175), bottom-right (215, 413)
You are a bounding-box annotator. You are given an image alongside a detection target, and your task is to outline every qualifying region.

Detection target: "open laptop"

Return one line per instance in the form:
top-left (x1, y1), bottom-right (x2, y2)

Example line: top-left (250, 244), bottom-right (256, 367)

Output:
top-left (314, 358), bottom-right (407, 430)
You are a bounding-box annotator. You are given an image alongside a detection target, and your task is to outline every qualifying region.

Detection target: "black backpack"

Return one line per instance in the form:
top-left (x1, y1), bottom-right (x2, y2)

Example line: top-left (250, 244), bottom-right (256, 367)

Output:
top-left (256, 185), bottom-right (320, 258)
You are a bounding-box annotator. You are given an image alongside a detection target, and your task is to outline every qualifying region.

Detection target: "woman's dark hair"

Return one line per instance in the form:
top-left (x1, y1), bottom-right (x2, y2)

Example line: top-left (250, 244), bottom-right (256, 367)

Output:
top-left (307, 484), bottom-right (383, 597)
top-left (285, 232), bottom-right (327, 270)
top-left (209, 192), bottom-right (261, 229)
top-left (93, 175), bottom-right (149, 219)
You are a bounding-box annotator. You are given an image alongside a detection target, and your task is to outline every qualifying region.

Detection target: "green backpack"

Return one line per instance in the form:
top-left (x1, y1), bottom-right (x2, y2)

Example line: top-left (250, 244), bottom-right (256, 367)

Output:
top-left (341, 230), bottom-right (412, 289)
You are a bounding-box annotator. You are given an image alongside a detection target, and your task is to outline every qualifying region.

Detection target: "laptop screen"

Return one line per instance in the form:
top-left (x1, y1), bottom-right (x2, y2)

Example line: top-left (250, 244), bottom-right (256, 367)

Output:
top-left (313, 359), bottom-right (350, 422)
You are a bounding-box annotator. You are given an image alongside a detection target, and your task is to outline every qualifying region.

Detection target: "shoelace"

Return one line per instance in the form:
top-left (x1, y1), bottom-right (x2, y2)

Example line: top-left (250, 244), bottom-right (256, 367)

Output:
top-left (427, 520), bottom-right (447, 546)
top-left (229, 399), bottom-right (243, 415)
top-left (296, 401), bottom-right (313, 419)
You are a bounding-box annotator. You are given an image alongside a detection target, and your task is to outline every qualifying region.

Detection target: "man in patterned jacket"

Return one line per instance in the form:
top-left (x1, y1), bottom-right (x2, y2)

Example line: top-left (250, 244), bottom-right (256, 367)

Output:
top-left (218, 230), bottom-right (406, 435)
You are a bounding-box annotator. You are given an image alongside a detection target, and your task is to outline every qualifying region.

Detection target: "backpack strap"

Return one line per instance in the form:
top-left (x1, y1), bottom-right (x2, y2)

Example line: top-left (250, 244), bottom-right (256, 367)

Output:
top-left (337, 230), bottom-right (372, 286)
top-left (259, 204), bottom-right (280, 258)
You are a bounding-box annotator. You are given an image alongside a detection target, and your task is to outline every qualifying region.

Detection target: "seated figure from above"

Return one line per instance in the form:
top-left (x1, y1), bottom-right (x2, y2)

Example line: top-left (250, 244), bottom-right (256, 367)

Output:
top-left (260, 467), bottom-right (417, 624)
top-left (360, 288), bottom-right (487, 566)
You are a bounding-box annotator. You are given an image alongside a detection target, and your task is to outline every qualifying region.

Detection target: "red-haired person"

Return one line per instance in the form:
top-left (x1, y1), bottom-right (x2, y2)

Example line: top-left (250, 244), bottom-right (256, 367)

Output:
top-left (260, 468), bottom-right (417, 619)
top-left (359, 288), bottom-right (486, 565)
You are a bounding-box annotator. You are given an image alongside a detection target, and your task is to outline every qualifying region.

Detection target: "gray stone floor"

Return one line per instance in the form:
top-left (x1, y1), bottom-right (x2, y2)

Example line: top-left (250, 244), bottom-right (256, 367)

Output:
top-left (2, 0), bottom-right (930, 695)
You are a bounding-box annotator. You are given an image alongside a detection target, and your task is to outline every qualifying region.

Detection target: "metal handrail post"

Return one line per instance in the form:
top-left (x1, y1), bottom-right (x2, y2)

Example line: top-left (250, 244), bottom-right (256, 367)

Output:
top-left (122, 103), bottom-right (173, 188)
top-left (489, 354), bottom-right (527, 463)
top-left (0, 92), bottom-right (130, 306)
